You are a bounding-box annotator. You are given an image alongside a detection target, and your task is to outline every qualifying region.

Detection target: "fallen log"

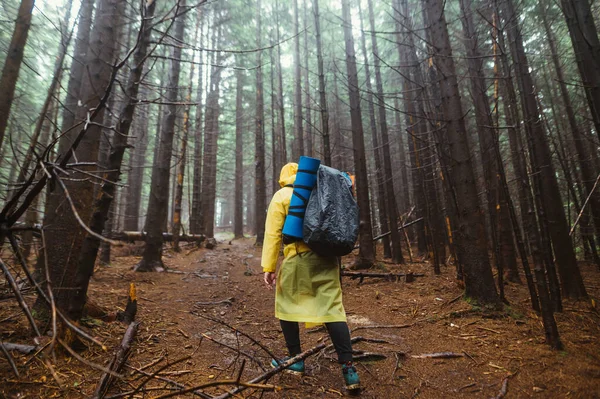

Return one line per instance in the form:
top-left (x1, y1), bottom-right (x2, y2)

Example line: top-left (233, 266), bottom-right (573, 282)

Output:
top-left (92, 321), bottom-right (139, 399)
top-left (110, 231), bottom-right (205, 243)
top-left (341, 270), bottom-right (425, 283)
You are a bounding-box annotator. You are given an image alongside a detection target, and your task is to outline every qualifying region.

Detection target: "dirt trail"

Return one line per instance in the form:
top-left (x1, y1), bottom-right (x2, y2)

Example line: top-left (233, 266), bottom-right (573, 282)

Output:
top-left (1, 236), bottom-right (600, 398)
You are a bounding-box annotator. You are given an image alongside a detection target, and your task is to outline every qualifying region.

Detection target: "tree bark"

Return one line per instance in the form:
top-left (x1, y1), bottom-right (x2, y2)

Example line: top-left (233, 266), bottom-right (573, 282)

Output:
top-left (368, 0), bottom-right (404, 264)
top-left (33, 0), bottom-right (124, 319)
top-left (0, 0), bottom-right (35, 153)
top-left (303, 0), bottom-right (313, 158)
top-left (292, 0), bottom-right (304, 160)
top-left (459, 0), bottom-right (518, 288)
top-left (173, 19), bottom-right (200, 251)
top-left (234, 57), bottom-right (245, 239)
top-left (255, 0), bottom-right (266, 246)
top-left (136, 0), bottom-right (186, 272)
top-left (504, 0), bottom-right (587, 299)
top-left (341, 0), bottom-right (374, 269)
top-left (357, 0), bottom-right (391, 259)
top-left (313, 0), bottom-right (330, 166)
top-left (190, 13), bottom-right (204, 235)
top-left (560, 0), bottom-right (600, 138)
top-left (200, 26), bottom-right (224, 238)
top-left (422, 0), bottom-right (499, 305)
top-left (58, 0), bottom-right (96, 155)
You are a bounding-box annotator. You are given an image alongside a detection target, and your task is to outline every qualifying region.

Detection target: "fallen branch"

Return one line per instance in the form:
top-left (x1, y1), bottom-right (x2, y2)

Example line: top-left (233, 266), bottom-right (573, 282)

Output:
top-left (0, 258), bottom-right (42, 342)
top-left (151, 380), bottom-right (279, 399)
top-left (123, 364), bottom-right (213, 399)
top-left (351, 324), bottom-right (413, 333)
top-left (495, 375), bottom-right (510, 399)
top-left (371, 217), bottom-right (424, 242)
top-left (92, 321), bottom-right (140, 399)
top-left (195, 297), bottom-right (235, 306)
top-left (212, 336), bottom-right (381, 399)
top-left (0, 342), bottom-right (38, 354)
top-left (341, 270), bottom-right (425, 283)
top-left (352, 352), bottom-right (387, 362)
top-left (411, 352), bottom-right (464, 359)
top-left (0, 342), bottom-right (20, 377)
top-left (110, 231), bottom-right (205, 243)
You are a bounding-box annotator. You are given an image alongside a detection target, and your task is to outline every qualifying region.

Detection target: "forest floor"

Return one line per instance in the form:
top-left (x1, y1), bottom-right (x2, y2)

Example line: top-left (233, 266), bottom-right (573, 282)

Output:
top-left (1, 236), bottom-right (600, 398)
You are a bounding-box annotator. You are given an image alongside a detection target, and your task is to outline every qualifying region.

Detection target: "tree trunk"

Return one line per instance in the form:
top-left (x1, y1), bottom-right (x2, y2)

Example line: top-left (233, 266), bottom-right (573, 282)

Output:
top-left (504, 0), bottom-right (587, 299)
top-left (33, 0), bottom-right (124, 319)
top-left (136, 0), bottom-right (185, 272)
top-left (459, 0), bottom-right (518, 289)
top-left (123, 86), bottom-right (150, 231)
top-left (292, 0), bottom-right (304, 160)
top-left (255, 0), bottom-right (266, 246)
top-left (542, 2), bottom-right (600, 254)
top-left (0, 0), bottom-right (35, 153)
top-left (357, 0), bottom-right (391, 259)
top-left (340, 0), bottom-right (374, 269)
top-left (173, 20), bottom-right (200, 251)
top-left (368, 0), bottom-right (404, 264)
top-left (201, 30), bottom-right (224, 239)
top-left (190, 13), bottom-right (204, 235)
top-left (275, 0), bottom-right (287, 164)
top-left (422, 0), bottom-right (499, 305)
top-left (313, 0), bottom-right (330, 166)
top-left (234, 58), bottom-right (245, 239)
top-left (58, 0), bottom-right (96, 155)
top-left (560, 0), bottom-right (600, 137)
top-left (303, 0), bottom-right (313, 158)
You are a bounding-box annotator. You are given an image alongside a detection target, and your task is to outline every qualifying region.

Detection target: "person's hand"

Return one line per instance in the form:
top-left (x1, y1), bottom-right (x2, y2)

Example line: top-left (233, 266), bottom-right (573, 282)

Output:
top-left (263, 272), bottom-right (276, 290)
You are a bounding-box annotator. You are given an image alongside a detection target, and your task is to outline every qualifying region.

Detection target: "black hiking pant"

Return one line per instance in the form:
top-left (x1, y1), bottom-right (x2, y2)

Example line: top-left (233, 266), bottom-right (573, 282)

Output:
top-left (280, 320), bottom-right (353, 363)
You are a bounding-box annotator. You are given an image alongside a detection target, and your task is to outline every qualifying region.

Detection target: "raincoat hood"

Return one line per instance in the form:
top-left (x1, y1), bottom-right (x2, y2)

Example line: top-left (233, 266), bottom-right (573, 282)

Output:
top-left (278, 162), bottom-right (298, 188)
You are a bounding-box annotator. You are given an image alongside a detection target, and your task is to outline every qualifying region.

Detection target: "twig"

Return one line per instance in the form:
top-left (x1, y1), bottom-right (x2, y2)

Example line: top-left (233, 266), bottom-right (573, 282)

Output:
top-left (495, 375), bottom-right (511, 399)
top-left (7, 231), bottom-right (107, 350)
top-left (124, 364), bottom-right (213, 399)
top-left (195, 297), bottom-right (235, 306)
top-left (457, 382), bottom-right (476, 391)
top-left (411, 352), bottom-right (464, 359)
top-left (0, 258), bottom-right (42, 342)
top-left (128, 355), bottom-right (192, 397)
top-left (351, 324), bottom-right (413, 333)
top-left (570, 172), bottom-right (600, 236)
top-left (52, 171), bottom-right (123, 246)
top-left (58, 338), bottom-right (123, 378)
top-left (151, 380), bottom-right (279, 399)
top-left (92, 321), bottom-right (140, 399)
top-left (194, 313), bottom-right (277, 366)
top-left (212, 336), bottom-right (379, 399)
top-left (0, 342), bottom-right (20, 377)
top-left (477, 326), bottom-right (501, 334)
top-left (200, 333), bottom-right (266, 371)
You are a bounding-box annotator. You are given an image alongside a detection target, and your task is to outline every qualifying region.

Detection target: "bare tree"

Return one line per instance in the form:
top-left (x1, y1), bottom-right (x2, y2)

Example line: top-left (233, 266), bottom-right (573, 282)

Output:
top-left (340, 0), bottom-right (374, 269)
top-left (136, 0), bottom-right (187, 272)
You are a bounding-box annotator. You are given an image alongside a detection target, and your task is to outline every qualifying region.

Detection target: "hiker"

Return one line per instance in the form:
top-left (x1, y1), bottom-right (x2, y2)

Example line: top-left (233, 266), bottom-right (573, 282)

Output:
top-left (261, 162), bottom-right (360, 391)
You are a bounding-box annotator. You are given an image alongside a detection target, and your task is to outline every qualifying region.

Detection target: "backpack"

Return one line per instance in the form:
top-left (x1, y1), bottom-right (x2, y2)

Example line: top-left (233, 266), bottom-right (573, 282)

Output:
top-left (302, 165), bottom-right (359, 257)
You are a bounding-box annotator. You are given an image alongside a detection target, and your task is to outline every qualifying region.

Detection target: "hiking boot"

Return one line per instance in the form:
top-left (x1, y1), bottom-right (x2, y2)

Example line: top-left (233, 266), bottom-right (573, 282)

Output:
top-left (342, 361), bottom-right (360, 391)
top-left (271, 356), bottom-right (305, 375)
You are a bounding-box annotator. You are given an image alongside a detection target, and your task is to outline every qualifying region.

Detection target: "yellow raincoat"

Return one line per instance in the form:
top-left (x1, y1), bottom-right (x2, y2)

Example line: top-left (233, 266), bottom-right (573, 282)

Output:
top-left (261, 163), bottom-right (346, 325)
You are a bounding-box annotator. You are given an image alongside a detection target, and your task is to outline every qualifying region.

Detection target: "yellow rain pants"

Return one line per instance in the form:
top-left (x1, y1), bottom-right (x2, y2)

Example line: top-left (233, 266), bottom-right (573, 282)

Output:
top-left (261, 163), bottom-right (347, 325)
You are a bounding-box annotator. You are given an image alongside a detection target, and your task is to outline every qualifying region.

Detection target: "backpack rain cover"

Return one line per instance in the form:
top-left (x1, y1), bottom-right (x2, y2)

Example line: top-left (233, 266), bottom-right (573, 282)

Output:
top-left (303, 165), bottom-right (359, 257)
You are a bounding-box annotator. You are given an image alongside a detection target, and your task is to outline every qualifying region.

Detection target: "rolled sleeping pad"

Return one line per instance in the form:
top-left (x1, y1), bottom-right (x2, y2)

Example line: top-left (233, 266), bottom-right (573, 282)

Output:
top-left (282, 156), bottom-right (321, 239)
